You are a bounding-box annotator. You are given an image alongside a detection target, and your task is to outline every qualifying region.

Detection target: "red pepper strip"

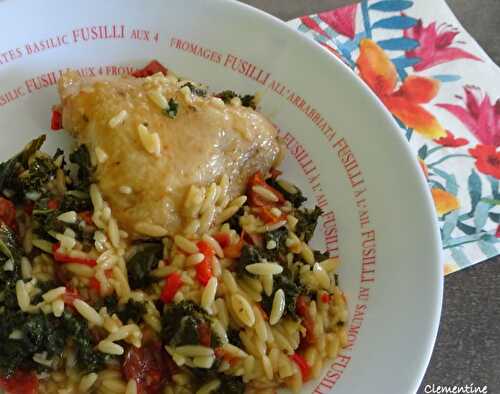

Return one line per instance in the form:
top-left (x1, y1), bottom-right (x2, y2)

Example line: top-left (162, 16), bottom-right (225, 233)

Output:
top-left (256, 206), bottom-right (286, 224)
top-left (89, 277), bottom-right (101, 291)
top-left (51, 108), bottom-right (63, 130)
top-left (131, 60), bottom-right (168, 78)
top-left (247, 171), bottom-right (285, 208)
top-left (213, 232), bottom-right (231, 249)
top-left (290, 353), bottom-right (311, 382)
top-left (52, 243), bottom-right (97, 267)
top-left (296, 296), bottom-right (316, 345)
top-left (89, 270), bottom-right (114, 293)
top-left (223, 232), bottom-right (245, 259)
top-left (62, 287), bottom-right (80, 306)
top-left (195, 241), bottom-right (214, 286)
top-left (160, 272), bottom-right (183, 303)
top-left (214, 347), bottom-right (240, 367)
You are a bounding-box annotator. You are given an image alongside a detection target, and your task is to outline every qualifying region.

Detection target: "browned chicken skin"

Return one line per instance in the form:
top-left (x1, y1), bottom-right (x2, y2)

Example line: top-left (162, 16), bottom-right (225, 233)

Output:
top-left (57, 71), bottom-right (281, 238)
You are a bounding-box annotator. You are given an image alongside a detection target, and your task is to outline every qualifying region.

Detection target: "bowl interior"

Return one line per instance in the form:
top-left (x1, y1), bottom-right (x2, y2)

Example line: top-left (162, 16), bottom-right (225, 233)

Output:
top-left (0, 1), bottom-right (442, 393)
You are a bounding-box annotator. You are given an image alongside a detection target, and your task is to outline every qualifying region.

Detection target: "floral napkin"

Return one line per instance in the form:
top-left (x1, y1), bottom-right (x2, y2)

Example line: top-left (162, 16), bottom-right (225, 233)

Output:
top-left (287, 0), bottom-right (500, 275)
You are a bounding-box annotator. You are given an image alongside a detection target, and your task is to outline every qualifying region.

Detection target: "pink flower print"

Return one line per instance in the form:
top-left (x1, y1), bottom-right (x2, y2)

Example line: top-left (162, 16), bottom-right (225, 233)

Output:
top-left (317, 4), bottom-right (357, 39)
top-left (437, 86), bottom-right (500, 147)
top-left (404, 20), bottom-right (481, 71)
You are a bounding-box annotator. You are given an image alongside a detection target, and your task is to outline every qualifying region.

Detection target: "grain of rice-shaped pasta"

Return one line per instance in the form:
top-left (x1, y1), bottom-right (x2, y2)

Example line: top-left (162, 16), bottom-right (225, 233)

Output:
top-left (0, 61), bottom-right (348, 394)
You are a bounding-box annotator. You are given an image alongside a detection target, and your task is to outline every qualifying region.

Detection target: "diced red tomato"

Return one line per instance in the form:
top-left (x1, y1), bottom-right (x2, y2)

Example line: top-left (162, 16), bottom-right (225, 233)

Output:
top-left (123, 342), bottom-right (176, 394)
top-left (52, 243), bottom-right (97, 267)
top-left (290, 353), bottom-right (311, 382)
top-left (197, 322), bottom-right (212, 347)
top-left (23, 201), bottom-right (34, 216)
top-left (47, 199), bottom-right (60, 210)
top-left (213, 232), bottom-right (231, 249)
top-left (160, 272), bottom-right (183, 303)
top-left (247, 171), bottom-right (285, 208)
top-left (320, 292), bottom-right (331, 304)
top-left (223, 233), bottom-right (245, 259)
top-left (195, 241), bottom-right (213, 286)
top-left (131, 60), bottom-right (168, 78)
top-left (0, 370), bottom-right (39, 394)
top-left (51, 108), bottom-right (63, 131)
top-left (78, 211), bottom-right (93, 225)
top-left (0, 197), bottom-right (16, 229)
top-left (296, 296), bottom-right (316, 345)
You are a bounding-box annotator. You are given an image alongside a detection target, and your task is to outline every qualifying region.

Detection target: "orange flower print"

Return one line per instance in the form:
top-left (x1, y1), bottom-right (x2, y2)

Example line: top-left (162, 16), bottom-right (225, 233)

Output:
top-left (431, 188), bottom-right (459, 216)
top-left (357, 39), bottom-right (446, 139)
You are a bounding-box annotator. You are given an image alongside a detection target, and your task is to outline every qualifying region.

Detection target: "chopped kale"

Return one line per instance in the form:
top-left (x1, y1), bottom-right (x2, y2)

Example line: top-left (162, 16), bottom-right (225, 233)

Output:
top-left (238, 94), bottom-right (257, 110)
top-left (69, 145), bottom-right (93, 190)
top-left (0, 135), bottom-right (47, 201)
top-left (164, 98), bottom-right (179, 119)
top-left (32, 206), bottom-right (65, 241)
top-left (61, 311), bottom-right (106, 373)
top-left (101, 295), bottom-right (146, 324)
top-left (189, 358), bottom-right (222, 383)
top-left (0, 223), bottom-right (23, 311)
top-left (59, 190), bottom-right (92, 212)
top-left (17, 156), bottom-right (58, 197)
top-left (313, 249), bottom-right (330, 262)
top-left (234, 245), bottom-right (261, 278)
top-left (227, 328), bottom-right (243, 349)
top-left (266, 178), bottom-right (307, 208)
top-left (215, 90), bottom-right (237, 103)
top-left (126, 242), bottom-right (163, 289)
top-left (161, 301), bottom-right (214, 347)
top-left (295, 206), bottom-right (323, 243)
top-left (32, 194), bottom-right (94, 245)
top-left (261, 270), bottom-right (303, 321)
top-left (30, 280), bottom-right (58, 305)
top-left (215, 375), bottom-right (245, 394)
top-left (181, 82), bottom-right (207, 97)
top-left (224, 206), bottom-right (244, 233)
top-left (0, 310), bottom-right (105, 377)
top-left (262, 227), bottom-right (288, 262)
top-left (102, 295), bottom-right (119, 312)
top-left (118, 301), bottom-right (146, 324)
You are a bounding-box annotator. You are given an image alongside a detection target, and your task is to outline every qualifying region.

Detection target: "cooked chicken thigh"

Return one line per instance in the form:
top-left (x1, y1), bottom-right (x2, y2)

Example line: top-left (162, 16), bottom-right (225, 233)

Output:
top-left (57, 70), bottom-right (280, 238)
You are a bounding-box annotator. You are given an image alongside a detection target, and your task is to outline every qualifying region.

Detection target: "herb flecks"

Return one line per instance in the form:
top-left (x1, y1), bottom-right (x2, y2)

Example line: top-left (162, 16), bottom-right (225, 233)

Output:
top-left (181, 82), bottom-right (207, 97)
top-left (164, 98), bottom-right (179, 119)
top-left (215, 90), bottom-right (257, 109)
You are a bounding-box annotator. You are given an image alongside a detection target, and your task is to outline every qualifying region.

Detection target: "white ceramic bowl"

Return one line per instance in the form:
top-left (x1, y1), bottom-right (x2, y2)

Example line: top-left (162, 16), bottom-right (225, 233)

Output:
top-left (0, 1), bottom-right (442, 393)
